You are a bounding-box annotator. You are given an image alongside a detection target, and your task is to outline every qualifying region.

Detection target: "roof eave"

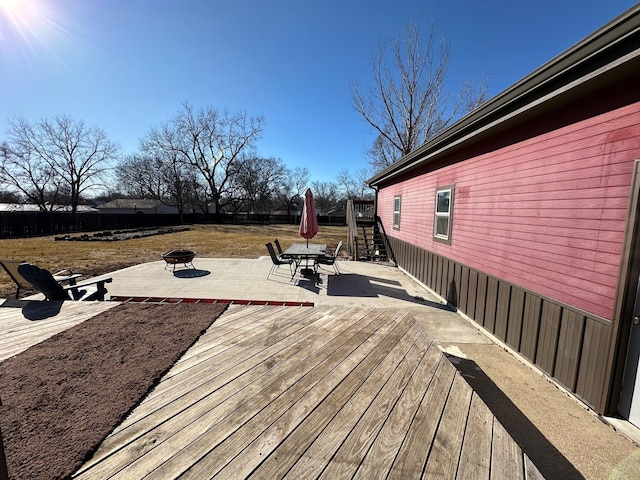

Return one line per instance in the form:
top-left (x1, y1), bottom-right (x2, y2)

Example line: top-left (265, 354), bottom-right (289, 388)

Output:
top-left (368, 5), bottom-right (640, 187)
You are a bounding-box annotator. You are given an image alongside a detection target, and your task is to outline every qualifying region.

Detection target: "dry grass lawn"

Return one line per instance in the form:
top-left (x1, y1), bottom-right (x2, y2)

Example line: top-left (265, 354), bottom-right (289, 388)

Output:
top-left (0, 224), bottom-right (347, 298)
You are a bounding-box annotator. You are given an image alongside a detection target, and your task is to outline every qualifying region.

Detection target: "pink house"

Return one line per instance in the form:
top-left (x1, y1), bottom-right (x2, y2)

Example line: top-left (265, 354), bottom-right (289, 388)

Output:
top-left (369, 5), bottom-right (640, 423)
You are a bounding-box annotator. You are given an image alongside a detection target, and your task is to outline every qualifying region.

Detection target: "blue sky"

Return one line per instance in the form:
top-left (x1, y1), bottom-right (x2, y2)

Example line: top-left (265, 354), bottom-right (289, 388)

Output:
top-left (0, 0), bottom-right (637, 187)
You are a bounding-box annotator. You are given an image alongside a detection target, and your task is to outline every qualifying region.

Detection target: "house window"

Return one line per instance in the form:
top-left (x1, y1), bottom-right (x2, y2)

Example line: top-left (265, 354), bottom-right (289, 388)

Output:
top-left (393, 196), bottom-right (401, 229)
top-left (434, 186), bottom-right (454, 243)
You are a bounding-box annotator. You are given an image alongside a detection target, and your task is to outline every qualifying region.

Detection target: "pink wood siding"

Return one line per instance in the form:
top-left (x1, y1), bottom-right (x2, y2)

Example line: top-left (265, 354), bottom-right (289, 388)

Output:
top-left (379, 101), bottom-right (640, 320)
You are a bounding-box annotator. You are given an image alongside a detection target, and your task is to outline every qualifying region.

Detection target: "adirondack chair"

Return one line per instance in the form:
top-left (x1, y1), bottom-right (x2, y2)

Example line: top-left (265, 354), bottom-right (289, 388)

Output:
top-left (0, 259), bottom-right (82, 298)
top-left (17, 263), bottom-right (112, 301)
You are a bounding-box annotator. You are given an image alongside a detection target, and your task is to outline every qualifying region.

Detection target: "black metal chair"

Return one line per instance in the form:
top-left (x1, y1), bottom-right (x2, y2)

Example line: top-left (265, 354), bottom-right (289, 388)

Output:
top-left (265, 242), bottom-right (296, 280)
top-left (17, 262), bottom-right (112, 301)
top-left (274, 238), bottom-right (284, 256)
top-left (315, 240), bottom-right (343, 275)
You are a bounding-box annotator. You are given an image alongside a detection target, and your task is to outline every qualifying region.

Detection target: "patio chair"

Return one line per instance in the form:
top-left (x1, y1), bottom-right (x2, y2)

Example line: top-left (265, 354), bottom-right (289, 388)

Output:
top-left (315, 240), bottom-right (342, 275)
top-left (0, 259), bottom-right (82, 298)
top-left (274, 238), bottom-right (284, 256)
top-left (265, 242), bottom-right (296, 280)
top-left (17, 262), bottom-right (112, 301)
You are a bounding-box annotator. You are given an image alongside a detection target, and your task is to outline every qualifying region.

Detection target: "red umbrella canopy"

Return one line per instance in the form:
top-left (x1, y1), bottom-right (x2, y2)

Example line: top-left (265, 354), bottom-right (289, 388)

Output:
top-left (299, 188), bottom-right (319, 242)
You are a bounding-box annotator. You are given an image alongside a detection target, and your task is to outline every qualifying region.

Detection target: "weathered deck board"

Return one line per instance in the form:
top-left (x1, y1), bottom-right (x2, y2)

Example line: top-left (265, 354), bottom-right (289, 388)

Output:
top-left (315, 331), bottom-right (429, 480)
top-left (158, 311), bottom-right (412, 479)
top-left (351, 343), bottom-right (443, 480)
top-left (388, 358), bottom-right (457, 478)
top-left (214, 316), bottom-right (424, 479)
top-left (456, 393), bottom-right (493, 480)
top-left (274, 317), bottom-right (422, 480)
top-left (492, 419), bottom-right (525, 479)
top-left (0, 299), bottom-right (118, 361)
top-left (0, 303), bottom-right (547, 480)
top-left (524, 453), bottom-right (546, 480)
top-left (121, 305), bottom-right (346, 421)
top-left (246, 314), bottom-right (428, 479)
top-left (424, 374), bottom-right (474, 479)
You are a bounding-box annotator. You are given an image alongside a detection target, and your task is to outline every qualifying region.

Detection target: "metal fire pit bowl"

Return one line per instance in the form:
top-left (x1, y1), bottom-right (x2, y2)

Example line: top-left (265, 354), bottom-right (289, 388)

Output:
top-left (162, 249), bottom-right (196, 271)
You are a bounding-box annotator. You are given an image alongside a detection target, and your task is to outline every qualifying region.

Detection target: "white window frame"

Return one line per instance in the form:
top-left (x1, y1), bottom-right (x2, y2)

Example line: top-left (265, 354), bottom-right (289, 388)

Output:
top-left (434, 186), bottom-right (454, 244)
top-left (393, 195), bottom-right (401, 229)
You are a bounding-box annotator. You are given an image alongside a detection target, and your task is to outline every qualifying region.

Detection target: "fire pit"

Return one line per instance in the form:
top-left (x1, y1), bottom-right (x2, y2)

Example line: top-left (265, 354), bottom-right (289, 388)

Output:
top-left (162, 249), bottom-right (196, 271)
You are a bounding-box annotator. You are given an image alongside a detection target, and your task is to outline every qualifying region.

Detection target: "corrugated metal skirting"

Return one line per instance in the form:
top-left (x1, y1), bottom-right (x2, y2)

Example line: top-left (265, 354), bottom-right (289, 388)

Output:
top-left (388, 236), bottom-right (611, 412)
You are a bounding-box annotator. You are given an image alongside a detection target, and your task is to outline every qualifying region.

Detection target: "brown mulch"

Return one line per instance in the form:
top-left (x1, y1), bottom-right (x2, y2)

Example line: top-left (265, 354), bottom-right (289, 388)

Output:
top-left (0, 302), bottom-right (228, 480)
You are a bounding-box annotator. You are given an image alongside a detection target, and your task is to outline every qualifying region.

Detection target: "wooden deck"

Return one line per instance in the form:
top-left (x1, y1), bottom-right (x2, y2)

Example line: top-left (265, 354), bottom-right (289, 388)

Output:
top-left (0, 298), bottom-right (118, 362)
top-left (61, 304), bottom-right (545, 479)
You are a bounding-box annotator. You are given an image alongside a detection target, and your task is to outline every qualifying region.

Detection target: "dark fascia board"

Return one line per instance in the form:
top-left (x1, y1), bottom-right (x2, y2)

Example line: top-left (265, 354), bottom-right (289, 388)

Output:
top-left (368, 5), bottom-right (640, 187)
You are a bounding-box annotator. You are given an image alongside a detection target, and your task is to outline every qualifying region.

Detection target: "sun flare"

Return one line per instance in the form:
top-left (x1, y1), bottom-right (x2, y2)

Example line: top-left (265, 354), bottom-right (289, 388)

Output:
top-left (0, 0), bottom-right (39, 42)
top-left (0, 0), bottom-right (24, 12)
top-left (0, 0), bottom-right (68, 57)
top-left (0, 0), bottom-right (31, 21)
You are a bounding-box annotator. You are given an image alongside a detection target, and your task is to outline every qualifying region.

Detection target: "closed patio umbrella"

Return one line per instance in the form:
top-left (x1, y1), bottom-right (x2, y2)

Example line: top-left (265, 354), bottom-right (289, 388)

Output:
top-left (298, 188), bottom-right (319, 275)
top-left (299, 188), bottom-right (318, 246)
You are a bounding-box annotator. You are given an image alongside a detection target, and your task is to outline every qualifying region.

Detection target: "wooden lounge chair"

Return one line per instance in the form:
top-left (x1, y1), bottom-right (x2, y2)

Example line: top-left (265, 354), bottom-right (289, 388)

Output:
top-left (0, 259), bottom-right (82, 298)
top-left (265, 242), bottom-right (296, 280)
top-left (315, 240), bottom-right (342, 275)
top-left (17, 263), bottom-right (112, 301)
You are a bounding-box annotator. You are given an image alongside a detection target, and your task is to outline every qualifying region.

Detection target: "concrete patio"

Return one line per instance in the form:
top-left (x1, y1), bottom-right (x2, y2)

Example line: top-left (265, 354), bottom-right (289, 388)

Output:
top-left (106, 257), bottom-right (461, 305)
top-left (100, 257), bottom-right (490, 345)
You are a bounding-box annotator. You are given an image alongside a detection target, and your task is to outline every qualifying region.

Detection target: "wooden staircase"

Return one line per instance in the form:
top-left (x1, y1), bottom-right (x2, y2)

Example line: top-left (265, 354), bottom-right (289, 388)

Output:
top-left (346, 199), bottom-right (394, 264)
top-left (356, 218), bottom-right (387, 261)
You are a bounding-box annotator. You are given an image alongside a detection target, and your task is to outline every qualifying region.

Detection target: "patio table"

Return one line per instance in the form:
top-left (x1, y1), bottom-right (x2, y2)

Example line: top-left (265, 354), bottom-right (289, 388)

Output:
top-left (282, 243), bottom-right (326, 276)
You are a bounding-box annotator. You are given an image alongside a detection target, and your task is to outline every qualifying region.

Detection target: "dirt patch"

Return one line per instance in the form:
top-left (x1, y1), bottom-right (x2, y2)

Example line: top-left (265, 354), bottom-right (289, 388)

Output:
top-left (0, 302), bottom-right (227, 480)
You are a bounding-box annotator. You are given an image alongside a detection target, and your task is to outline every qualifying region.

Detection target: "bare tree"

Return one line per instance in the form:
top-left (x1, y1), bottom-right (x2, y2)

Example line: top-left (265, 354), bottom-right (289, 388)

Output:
top-left (231, 156), bottom-right (287, 213)
top-left (352, 23), bottom-right (488, 171)
top-left (115, 155), bottom-right (148, 198)
top-left (142, 103), bottom-right (265, 214)
top-left (2, 116), bottom-right (119, 213)
top-left (117, 152), bottom-right (198, 221)
top-left (336, 167), bottom-right (374, 199)
top-left (310, 180), bottom-right (340, 214)
top-left (1, 140), bottom-right (61, 211)
top-left (0, 187), bottom-right (22, 203)
top-left (279, 166), bottom-right (309, 222)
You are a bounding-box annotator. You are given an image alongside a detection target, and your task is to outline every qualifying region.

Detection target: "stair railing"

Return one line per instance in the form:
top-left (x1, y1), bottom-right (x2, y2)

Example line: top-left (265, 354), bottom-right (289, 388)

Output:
top-left (346, 198), bottom-right (359, 258)
top-left (375, 215), bottom-right (396, 265)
